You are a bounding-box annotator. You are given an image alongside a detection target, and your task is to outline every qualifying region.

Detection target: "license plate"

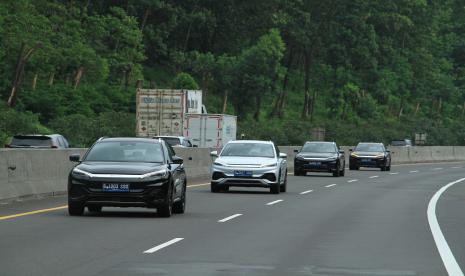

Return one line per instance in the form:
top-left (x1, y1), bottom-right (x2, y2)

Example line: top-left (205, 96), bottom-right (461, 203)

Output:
top-left (362, 158), bottom-right (371, 162)
top-left (102, 183), bottom-right (130, 192)
top-left (309, 161), bottom-right (321, 166)
top-left (234, 170), bottom-right (253, 177)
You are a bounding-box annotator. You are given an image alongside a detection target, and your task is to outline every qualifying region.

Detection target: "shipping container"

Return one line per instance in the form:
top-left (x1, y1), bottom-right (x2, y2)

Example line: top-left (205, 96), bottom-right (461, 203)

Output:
top-left (185, 114), bottom-right (237, 148)
top-left (136, 89), bottom-right (202, 137)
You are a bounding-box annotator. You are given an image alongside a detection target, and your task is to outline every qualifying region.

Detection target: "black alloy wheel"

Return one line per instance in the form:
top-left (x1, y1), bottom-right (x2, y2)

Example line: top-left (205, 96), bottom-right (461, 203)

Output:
top-left (173, 183), bottom-right (186, 214)
top-left (280, 171), bottom-right (287, 192)
top-left (158, 185), bottom-right (173, 217)
top-left (68, 200), bottom-right (84, 216)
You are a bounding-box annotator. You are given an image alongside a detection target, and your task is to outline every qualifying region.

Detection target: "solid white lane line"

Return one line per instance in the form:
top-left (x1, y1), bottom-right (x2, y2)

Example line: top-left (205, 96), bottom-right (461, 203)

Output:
top-left (347, 179), bottom-right (358, 183)
top-left (143, 238), bottom-right (184, 254)
top-left (409, 170), bottom-right (419, 173)
top-left (266, 199), bottom-right (284, 206)
top-left (433, 168), bottom-right (444, 170)
top-left (218, 214), bottom-right (242, 223)
top-left (452, 167), bottom-right (461, 169)
top-left (369, 175), bottom-right (379, 179)
top-left (427, 178), bottom-right (465, 276)
top-left (300, 189), bottom-right (313, 195)
top-left (389, 172), bottom-right (399, 175)
top-left (325, 184), bottom-right (337, 188)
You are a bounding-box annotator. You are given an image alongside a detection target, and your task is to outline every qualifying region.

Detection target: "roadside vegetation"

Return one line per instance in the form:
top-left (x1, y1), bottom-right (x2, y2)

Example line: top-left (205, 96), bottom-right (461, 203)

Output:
top-left (1, 0), bottom-right (465, 146)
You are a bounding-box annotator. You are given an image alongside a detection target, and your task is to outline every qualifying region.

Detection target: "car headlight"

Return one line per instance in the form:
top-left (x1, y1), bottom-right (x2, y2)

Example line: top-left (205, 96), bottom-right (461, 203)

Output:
top-left (295, 155), bottom-right (305, 161)
top-left (142, 169), bottom-right (168, 179)
top-left (72, 168), bottom-right (91, 178)
top-left (261, 163), bottom-right (277, 168)
top-left (213, 161), bottom-right (227, 166)
top-left (350, 153), bottom-right (359, 158)
top-left (375, 154), bottom-right (385, 159)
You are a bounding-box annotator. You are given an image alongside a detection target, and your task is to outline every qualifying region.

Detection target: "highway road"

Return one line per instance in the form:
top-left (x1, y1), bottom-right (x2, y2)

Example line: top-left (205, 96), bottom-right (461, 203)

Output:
top-left (1, 162), bottom-right (465, 276)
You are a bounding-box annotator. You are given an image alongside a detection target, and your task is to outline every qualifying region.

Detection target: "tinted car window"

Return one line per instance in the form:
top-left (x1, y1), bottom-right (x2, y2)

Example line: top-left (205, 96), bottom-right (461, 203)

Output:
top-left (301, 143), bottom-right (336, 153)
top-left (158, 137), bottom-right (181, 147)
top-left (220, 143), bottom-right (275, 158)
top-left (355, 144), bottom-right (385, 152)
top-left (10, 136), bottom-right (52, 147)
top-left (85, 141), bottom-right (164, 163)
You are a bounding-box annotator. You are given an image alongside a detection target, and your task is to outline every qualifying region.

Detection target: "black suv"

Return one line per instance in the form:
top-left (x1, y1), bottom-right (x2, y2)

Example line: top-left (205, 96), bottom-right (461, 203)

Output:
top-left (68, 137), bottom-right (186, 217)
top-left (294, 141), bottom-right (345, 177)
top-left (349, 142), bottom-right (391, 171)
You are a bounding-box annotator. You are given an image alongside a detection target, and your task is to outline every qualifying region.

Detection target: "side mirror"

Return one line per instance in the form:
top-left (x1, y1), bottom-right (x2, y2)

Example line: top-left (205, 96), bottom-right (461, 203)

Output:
top-left (172, 156), bottom-right (183, 164)
top-left (210, 150), bottom-right (218, 157)
top-left (69, 154), bottom-right (80, 162)
top-left (279, 153), bottom-right (287, 159)
top-left (193, 145), bottom-right (198, 148)
top-left (339, 149), bottom-right (345, 154)
top-left (293, 149), bottom-right (299, 153)
top-left (349, 149), bottom-right (353, 152)
top-left (386, 150), bottom-right (391, 153)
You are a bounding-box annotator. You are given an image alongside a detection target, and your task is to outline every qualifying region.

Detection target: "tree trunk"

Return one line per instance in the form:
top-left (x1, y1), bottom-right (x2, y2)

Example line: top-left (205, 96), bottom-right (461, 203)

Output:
top-left (398, 104), bottom-right (404, 118)
top-left (222, 90), bottom-right (228, 113)
top-left (462, 102), bottom-right (465, 116)
top-left (7, 42), bottom-right (42, 107)
top-left (438, 97), bottom-right (442, 115)
top-left (302, 51), bottom-right (311, 119)
top-left (149, 79), bottom-right (155, 88)
top-left (135, 79), bottom-right (143, 89)
top-left (32, 73), bottom-right (38, 91)
top-left (74, 66), bottom-right (84, 89)
top-left (254, 93), bottom-right (261, 121)
top-left (414, 102), bottom-right (420, 116)
top-left (140, 8), bottom-right (150, 32)
top-left (270, 48), bottom-right (293, 118)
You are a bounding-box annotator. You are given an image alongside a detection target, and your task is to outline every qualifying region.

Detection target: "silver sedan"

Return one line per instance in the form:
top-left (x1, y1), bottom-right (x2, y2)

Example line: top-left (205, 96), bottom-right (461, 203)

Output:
top-left (210, 140), bottom-right (287, 194)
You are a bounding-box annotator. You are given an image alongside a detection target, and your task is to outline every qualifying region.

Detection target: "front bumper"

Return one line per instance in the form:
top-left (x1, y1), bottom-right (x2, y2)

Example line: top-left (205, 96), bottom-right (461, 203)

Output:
top-left (210, 165), bottom-right (279, 188)
top-left (68, 176), bottom-right (170, 208)
top-left (294, 158), bottom-right (338, 172)
top-left (350, 157), bottom-right (385, 168)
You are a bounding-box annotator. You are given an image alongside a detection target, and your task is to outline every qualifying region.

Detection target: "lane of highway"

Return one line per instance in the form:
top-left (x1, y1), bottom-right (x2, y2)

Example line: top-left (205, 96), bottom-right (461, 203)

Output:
top-left (0, 162), bottom-right (464, 275)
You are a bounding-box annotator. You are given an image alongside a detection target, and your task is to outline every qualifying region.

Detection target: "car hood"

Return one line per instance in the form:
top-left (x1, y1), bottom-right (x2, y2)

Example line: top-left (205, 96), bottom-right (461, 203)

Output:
top-left (215, 156), bottom-right (276, 166)
top-left (296, 152), bottom-right (337, 159)
top-left (75, 162), bottom-right (165, 175)
top-left (352, 151), bottom-right (384, 157)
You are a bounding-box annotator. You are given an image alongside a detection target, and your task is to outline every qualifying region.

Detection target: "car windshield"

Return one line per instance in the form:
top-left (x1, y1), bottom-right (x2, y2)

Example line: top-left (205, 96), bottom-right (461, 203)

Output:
top-left (301, 143), bottom-right (336, 153)
top-left (355, 144), bottom-right (384, 152)
top-left (85, 141), bottom-right (164, 163)
top-left (10, 136), bottom-right (52, 147)
top-left (220, 143), bottom-right (275, 158)
top-left (157, 137), bottom-right (181, 147)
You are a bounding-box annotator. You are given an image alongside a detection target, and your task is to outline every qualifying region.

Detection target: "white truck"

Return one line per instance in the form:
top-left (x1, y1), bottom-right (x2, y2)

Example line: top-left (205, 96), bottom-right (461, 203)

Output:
top-left (185, 114), bottom-right (237, 148)
top-left (136, 89), bottom-right (202, 137)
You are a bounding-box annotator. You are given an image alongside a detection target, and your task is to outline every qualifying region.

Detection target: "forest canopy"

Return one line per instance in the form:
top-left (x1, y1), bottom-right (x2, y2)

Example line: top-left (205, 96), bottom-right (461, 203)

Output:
top-left (1, 0), bottom-right (465, 146)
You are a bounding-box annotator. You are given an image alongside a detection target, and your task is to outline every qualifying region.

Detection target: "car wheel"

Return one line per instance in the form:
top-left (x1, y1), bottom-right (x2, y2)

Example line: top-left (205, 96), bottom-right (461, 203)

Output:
top-left (387, 165), bottom-right (391, 171)
top-left (270, 183), bottom-right (280, 194)
top-left (381, 165), bottom-right (386, 171)
top-left (340, 165), bottom-right (345, 176)
top-left (88, 206), bottom-right (102, 213)
top-left (349, 164), bottom-right (355, 170)
top-left (173, 184), bottom-right (186, 214)
top-left (211, 182), bottom-right (220, 193)
top-left (158, 186), bottom-right (173, 217)
top-left (221, 186), bottom-right (229, 192)
top-left (68, 201), bottom-right (84, 216)
top-left (293, 168), bottom-right (301, 176)
top-left (280, 172), bottom-right (287, 192)
top-left (333, 164), bottom-right (341, 177)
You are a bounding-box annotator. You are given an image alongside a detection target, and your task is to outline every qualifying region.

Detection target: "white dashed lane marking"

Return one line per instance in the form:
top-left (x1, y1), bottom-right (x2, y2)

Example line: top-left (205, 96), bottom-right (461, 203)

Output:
top-left (325, 184), bottom-right (337, 188)
top-left (369, 176), bottom-right (379, 179)
top-left (218, 214), bottom-right (243, 223)
top-left (389, 172), bottom-right (399, 175)
top-left (266, 199), bottom-right (284, 206)
top-left (410, 170), bottom-right (419, 173)
top-left (347, 179), bottom-right (358, 183)
top-left (143, 238), bottom-right (184, 254)
top-left (300, 190), bottom-right (313, 195)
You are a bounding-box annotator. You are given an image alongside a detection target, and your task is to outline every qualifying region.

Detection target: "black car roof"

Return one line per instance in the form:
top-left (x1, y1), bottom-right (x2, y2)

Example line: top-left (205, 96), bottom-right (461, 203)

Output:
top-left (98, 137), bottom-right (161, 143)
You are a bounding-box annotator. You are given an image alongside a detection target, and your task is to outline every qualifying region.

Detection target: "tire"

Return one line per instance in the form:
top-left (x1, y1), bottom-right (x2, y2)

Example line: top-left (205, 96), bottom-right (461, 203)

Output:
top-left (270, 183), bottom-right (280, 194)
top-left (293, 168), bottom-right (301, 176)
top-left (333, 164), bottom-right (341, 177)
top-left (158, 186), bottom-right (173, 217)
top-left (221, 186), bottom-right (229, 192)
top-left (68, 201), bottom-right (84, 216)
top-left (88, 206), bottom-right (102, 213)
top-left (386, 165), bottom-right (391, 171)
top-left (280, 172), bottom-right (287, 192)
top-left (211, 182), bottom-right (220, 193)
top-left (340, 164), bottom-right (345, 176)
top-left (173, 185), bottom-right (186, 214)
top-left (381, 166), bottom-right (386, 171)
top-left (349, 164), bottom-right (355, 170)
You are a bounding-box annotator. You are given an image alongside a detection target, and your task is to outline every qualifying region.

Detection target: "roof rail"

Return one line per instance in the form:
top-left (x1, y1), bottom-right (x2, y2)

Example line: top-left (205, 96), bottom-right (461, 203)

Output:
top-left (97, 136), bottom-right (108, 142)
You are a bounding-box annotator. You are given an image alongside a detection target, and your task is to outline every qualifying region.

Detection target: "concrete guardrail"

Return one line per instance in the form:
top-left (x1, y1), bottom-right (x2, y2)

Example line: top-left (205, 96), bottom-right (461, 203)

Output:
top-left (1, 146), bottom-right (465, 202)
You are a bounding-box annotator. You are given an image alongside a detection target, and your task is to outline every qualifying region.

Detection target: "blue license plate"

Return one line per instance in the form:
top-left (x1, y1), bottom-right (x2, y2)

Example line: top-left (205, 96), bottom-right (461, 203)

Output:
top-left (234, 170), bottom-right (253, 177)
top-left (308, 161), bottom-right (321, 166)
top-left (362, 158), bottom-right (372, 163)
top-left (102, 183), bottom-right (130, 192)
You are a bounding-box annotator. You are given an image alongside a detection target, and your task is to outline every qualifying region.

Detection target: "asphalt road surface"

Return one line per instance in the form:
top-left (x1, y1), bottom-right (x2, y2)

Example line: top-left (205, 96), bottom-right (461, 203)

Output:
top-left (1, 162), bottom-right (465, 276)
